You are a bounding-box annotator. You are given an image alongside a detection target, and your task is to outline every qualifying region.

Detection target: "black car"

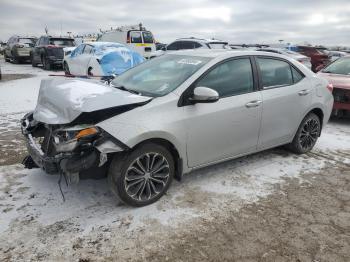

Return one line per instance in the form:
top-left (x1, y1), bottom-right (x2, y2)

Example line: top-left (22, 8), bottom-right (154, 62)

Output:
top-left (31, 36), bottom-right (75, 70)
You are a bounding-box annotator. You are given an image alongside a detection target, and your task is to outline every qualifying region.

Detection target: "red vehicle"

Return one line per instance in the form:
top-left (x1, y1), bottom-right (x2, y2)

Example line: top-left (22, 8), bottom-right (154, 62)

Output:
top-left (296, 46), bottom-right (331, 72)
top-left (317, 56), bottom-right (350, 116)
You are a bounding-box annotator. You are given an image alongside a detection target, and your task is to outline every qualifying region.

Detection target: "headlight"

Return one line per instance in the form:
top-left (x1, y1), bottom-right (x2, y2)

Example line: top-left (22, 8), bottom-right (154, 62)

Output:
top-left (53, 126), bottom-right (100, 152)
top-left (75, 127), bottom-right (99, 139)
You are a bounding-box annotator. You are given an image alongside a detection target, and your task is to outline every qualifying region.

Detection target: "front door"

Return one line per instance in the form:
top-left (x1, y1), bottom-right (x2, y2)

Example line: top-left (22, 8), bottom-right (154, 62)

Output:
top-left (185, 57), bottom-right (262, 168)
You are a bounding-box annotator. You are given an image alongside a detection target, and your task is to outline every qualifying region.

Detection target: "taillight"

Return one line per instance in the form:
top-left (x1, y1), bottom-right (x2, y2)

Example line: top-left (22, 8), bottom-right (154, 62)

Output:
top-left (326, 83), bottom-right (333, 93)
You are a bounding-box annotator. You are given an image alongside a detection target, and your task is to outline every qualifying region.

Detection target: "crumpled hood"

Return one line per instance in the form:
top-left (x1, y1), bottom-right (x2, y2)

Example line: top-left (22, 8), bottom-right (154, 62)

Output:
top-left (33, 78), bottom-right (151, 124)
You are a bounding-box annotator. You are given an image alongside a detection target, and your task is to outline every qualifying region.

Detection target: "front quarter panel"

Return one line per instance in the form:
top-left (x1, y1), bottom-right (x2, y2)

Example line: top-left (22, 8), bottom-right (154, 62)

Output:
top-left (96, 93), bottom-right (188, 169)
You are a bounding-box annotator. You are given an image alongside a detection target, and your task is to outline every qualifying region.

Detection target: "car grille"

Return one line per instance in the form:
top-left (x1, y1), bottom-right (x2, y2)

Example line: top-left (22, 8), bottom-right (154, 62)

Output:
top-left (333, 88), bottom-right (350, 103)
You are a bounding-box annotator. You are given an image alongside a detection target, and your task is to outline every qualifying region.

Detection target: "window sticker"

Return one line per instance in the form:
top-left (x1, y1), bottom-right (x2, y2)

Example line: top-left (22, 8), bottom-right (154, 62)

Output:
top-left (177, 59), bottom-right (203, 65)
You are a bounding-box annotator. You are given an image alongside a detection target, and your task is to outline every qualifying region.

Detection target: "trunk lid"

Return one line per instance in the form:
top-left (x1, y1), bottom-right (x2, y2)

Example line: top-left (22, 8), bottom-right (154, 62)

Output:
top-left (33, 78), bottom-right (151, 124)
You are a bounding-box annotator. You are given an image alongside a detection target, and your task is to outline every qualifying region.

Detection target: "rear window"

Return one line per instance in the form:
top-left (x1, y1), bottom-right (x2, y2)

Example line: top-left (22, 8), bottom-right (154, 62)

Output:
top-left (49, 38), bottom-right (75, 47)
top-left (18, 38), bottom-right (36, 47)
top-left (129, 31), bottom-right (142, 43)
top-left (257, 58), bottom-right (293, 88)
top-left (142, 31), bottom-right (154, 43)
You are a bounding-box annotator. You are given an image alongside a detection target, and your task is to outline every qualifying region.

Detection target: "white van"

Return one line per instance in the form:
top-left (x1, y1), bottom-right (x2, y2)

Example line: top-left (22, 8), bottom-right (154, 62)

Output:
top-left (97, 24), bottom-right (156, 58)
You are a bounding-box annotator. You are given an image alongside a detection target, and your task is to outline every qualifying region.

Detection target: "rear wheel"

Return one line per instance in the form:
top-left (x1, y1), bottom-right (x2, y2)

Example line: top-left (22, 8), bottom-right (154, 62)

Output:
top-left (108, 143), bottom-right (174, 207)
top-left (31, 54), bottom-right (37, 67)
top-left (12, 52), bottom-right (19, 64)
top-left (43, 56), bottom-right (52, 70)
top-left (4, 53), bottom-right (9, 62)
top-left (288, 113), bottom-right (321, 154)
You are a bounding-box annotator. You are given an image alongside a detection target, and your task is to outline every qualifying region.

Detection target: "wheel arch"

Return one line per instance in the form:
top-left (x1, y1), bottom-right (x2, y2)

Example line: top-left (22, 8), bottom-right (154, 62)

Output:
top-left (131, 138), bottom-right (183, 181)
top-left (309, 107), bottom-right (324, 131)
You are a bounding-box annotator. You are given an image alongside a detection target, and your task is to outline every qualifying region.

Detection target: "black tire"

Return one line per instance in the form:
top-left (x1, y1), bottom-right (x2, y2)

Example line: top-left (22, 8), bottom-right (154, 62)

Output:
top-left (87, 67), bottom-right (93, 76)
top-left (4, 53), bottom-right (9, 62)
top-left (108, 143), bottom-right (174, 207)
top-left (31, 54), bottom-right (37, 67)
top-left (12, 52), bottom-right (19, 64)
top-left (43, 56), bottom-right (52, 70)
top-left (288, 113), bottom-right (321, 154)
top-left (63, 62), bottom-right (70, 75)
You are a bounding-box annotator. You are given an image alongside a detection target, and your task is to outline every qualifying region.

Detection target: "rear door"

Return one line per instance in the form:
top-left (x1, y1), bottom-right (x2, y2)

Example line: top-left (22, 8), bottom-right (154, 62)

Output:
top-left (77, 44), bottom-right (94, 75)
top-left (68, 44), bottom-right (85, 75)
top-left (255, 56), bottom-right (311, 149)
top-left (185, 57), bottom-right (262, 167)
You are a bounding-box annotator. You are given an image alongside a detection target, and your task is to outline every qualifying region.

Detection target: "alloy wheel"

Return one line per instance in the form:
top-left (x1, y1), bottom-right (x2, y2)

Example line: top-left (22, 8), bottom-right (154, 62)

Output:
top-left (299, 118), bottom-right (320, 151)
top-left (124, 152), bottom-right (170, 201)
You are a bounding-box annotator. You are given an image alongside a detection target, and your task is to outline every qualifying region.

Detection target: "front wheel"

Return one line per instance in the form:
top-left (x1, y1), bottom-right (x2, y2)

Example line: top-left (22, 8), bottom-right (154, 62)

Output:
top-left (288, 113), bottom-right (321, 154)
top-left (63, 62), bottom-right (70, 75)
top-left (108, 143), bottom-right (174, 207)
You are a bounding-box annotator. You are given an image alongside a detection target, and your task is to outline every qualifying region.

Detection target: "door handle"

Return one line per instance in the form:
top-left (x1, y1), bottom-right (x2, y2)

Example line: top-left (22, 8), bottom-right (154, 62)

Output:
top-left (245, 100), bottom-right (262, 108)
top-left (298, 89), bottom-right (310, 96)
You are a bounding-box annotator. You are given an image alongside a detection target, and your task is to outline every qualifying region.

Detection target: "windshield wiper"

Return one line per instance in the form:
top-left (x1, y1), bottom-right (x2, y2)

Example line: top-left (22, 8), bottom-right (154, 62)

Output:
top-left (113, 85), bottom-right (141, 95)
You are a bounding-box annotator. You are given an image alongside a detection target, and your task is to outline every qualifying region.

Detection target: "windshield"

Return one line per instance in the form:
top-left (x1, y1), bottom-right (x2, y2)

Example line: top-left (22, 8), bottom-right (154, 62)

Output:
top-left (111, 54), bottom-right (211, 97)
top-left (142, 31), bottom-right (154, 43)
top-left (207, 43), bottom-right (230, 49)
top-left (49, 38), bottom-right (75, 47)
top-left (322, 57), bottom-right (350, 75)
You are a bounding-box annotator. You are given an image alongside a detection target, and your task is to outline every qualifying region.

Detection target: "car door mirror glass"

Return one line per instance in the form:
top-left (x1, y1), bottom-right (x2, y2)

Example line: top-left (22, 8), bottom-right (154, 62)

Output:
top-left (190, 86), bottom-right (219, 103)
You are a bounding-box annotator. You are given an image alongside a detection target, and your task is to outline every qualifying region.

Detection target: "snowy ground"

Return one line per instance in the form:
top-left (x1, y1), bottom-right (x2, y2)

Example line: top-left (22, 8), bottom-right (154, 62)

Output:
top-left (0, 58), bottom-right (349, 261)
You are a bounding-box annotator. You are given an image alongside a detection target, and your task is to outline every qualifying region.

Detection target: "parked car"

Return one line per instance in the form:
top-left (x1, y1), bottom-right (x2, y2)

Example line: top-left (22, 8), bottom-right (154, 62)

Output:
top-left (317, 56), bottom-right (350, 116)
top-left (257, 48), bottom-right (312, 69)
top-left (289, 46), bottom-right (330, 72)
top-left (97, 24), bottom-right (156, 59)
top-left (4, 36), bottom-right (37, 63)
top-left (21, 50), bottom-right (333, 206)
top-left (165, 37), bottom-right (231, 51)
top-left (151, 37), bottom-right (231, 57)
top-left (325, 51), bottom-right (347, 62)
top-left (0, 42), bottom-right (6, 55)
top-left (63, 42), bottom-right (144, 76)
top-left (31, 36), bottom-right (75, 70)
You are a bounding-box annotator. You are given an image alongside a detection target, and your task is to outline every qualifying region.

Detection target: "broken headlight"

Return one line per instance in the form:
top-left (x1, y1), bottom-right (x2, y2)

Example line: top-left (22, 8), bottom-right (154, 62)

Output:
top-left (53, 125), bottom-right (100, 153)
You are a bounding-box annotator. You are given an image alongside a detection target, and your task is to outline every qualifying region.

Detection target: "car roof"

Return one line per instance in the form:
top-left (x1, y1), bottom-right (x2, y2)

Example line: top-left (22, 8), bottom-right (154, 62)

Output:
top-left (168, 49), bottom-right (292, 59)
top-left (85, 41), bottom-right (125, 47)
top-left (174, 37), bottom-right (228, 44)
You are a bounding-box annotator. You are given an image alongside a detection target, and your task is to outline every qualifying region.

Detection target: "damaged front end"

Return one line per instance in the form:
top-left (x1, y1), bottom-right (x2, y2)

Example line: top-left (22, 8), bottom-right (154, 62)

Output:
top-left (21, 112), bottom-right (127, 183)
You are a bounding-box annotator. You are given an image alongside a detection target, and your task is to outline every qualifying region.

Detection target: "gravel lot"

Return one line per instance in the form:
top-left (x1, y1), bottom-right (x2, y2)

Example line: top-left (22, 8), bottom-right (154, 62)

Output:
top-left (0, 58), bottom-right (349, 261)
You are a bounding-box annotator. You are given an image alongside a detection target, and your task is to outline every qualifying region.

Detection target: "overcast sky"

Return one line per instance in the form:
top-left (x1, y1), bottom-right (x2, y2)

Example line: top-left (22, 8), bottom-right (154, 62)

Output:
top-left (1, 0), bottom-right (350, 46)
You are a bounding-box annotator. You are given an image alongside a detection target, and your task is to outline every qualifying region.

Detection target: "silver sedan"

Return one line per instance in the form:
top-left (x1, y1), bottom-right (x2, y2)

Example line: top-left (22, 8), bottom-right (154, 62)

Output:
top-left (22, 50), bottom-right (333, 206)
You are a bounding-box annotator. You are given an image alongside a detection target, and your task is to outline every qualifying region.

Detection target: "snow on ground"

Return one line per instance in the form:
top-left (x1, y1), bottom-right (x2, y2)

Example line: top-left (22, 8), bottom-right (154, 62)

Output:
top-left (0, 58), bottom-right (63, 115)
top-left (0, 58), bottom-right (350, 260)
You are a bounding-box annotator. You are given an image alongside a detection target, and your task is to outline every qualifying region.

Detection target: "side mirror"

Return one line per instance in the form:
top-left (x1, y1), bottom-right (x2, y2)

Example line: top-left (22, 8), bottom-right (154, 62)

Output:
top-left (189, 87), bottom-right (219, 103)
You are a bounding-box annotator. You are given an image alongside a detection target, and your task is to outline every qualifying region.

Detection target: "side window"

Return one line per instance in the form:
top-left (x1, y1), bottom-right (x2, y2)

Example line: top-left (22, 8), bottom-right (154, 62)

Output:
top-left (193, 42), bottom-right (202, 49)
top-left (83, 45), bottom-right (93, 54)
top-left (166, 41), bottom-right (180, 51)
top-left (257, 58), bottom-right (293, 88)
top-left (291, 67), bottom-right (304, 83)
top-left (181, 41), bottom-right (195, 50)
top-left (196, 58), bottom-right (254, 97)
top-left (71, 44), bottom-right (84, 57)
top-left (129, 31), bottom-right (142, 43)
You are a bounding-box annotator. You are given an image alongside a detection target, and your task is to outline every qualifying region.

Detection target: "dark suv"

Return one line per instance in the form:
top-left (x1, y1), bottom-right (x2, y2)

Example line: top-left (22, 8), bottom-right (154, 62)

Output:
top-left (293, 46), bottom-right (330, 72)
top-left (31, 36), bottom-right (75, 70)
top-left (4, 36), bottom-right (37, 63)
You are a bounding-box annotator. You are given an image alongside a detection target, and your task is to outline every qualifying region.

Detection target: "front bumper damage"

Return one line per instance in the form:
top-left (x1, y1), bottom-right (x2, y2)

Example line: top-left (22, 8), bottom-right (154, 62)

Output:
top-left (21, 112), bottom-right (127, 182)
